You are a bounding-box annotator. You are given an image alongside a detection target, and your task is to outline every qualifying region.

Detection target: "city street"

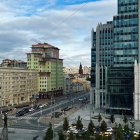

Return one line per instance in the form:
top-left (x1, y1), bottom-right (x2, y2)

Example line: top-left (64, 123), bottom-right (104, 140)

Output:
top-left (0, 92), bottom-right (89, 140)
top-left (1, 92), bottom-right (140, 140)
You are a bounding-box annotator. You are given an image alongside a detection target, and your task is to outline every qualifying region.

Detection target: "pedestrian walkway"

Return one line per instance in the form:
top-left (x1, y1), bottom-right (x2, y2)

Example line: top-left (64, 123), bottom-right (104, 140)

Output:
top-left (68, 104), bottom-right (140, 131)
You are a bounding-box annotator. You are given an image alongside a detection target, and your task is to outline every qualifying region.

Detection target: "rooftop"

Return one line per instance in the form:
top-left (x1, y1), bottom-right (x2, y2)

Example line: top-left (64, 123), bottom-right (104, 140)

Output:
top-left (32, 42), bottom-right (59, 50)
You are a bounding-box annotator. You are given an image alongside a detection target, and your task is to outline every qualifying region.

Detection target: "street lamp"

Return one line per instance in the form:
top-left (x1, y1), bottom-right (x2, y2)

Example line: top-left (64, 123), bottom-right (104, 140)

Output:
top-left (0, 96), bottom-right (2, 114)
top-left (51, 96), bottom-right (55, 140)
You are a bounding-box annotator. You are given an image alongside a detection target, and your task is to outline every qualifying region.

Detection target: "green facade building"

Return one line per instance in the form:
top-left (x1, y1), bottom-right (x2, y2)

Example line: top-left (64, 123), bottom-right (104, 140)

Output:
top-left (27, 43), bottom-right (64, 98)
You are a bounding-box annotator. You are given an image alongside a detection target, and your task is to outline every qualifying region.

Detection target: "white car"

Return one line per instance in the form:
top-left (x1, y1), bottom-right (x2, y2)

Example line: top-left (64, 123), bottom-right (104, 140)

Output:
top-left (39, 104), bottom-right (47, 108)
top-left (69, 127), bottom-right (75, 131)
top-left (73, 130), bottom-right (78, 134)
top-left (133, 131), bottom-right (139, 135)
top-left (29, 108), bottom-right (34, 112)
top-left (67, 130), bottom-right (70, 134)
top-left (106, 127), bottom-right (113, 132)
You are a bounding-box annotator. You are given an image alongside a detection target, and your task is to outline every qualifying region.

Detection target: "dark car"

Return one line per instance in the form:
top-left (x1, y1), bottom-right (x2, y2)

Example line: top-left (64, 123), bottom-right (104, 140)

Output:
top-left (16, 107), bottom-right (29, 117)
top-left (33, 105), bottom-right (40, 110)
top-left (22, 107), bottom-right (29, 113)
top-left (61, 106), bottom-right (70, 111)
top-left (51, 112), bottom-right (63, 118)
top-left (16, 111), bottom-right (24, 117)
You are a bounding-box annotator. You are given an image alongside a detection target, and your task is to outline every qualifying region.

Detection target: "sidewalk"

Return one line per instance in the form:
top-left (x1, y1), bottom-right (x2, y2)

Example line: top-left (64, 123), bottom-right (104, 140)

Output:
top-left (68, 104), bottom-right (140, 131)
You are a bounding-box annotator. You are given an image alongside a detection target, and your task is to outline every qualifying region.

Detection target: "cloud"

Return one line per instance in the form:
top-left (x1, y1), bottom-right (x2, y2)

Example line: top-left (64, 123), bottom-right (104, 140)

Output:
top-left (0, 0), bottom-right (117, 67)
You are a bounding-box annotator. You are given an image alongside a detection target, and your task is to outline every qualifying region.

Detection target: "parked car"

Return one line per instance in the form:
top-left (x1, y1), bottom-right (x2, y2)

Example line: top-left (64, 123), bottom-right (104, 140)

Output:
top-left (106, 127), bottom-right (113, 132)
top-left (39, 104), bottom-right (47, 108)
top-left (15, 107), bottom-right (29, 117)
top-left (33, 105), bottom-right (40, 110)
top-left (29, 108), bottom-right (34, 112)
top-left (16, 110), bottom-right (24, 117)
top-left (61, 106), bottom-right (68, 111)
top-left (51, 112), bottom-right (63, 118)
top-left (22, 107), bottom-right (30, 113)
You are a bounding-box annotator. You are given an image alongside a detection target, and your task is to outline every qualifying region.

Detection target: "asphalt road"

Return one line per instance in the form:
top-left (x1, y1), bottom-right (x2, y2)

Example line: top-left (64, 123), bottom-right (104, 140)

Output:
top-left (8, 92), bottom-right (90, 131)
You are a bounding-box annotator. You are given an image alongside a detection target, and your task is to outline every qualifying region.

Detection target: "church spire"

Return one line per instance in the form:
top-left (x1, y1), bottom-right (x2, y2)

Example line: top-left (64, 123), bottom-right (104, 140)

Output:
top-left (79, 62), bottom-right (83, 75)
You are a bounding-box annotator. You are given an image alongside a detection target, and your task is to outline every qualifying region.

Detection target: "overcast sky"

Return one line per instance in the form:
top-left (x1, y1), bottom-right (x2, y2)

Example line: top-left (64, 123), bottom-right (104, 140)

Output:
top-left (0, 0), bottom-right (117, 67)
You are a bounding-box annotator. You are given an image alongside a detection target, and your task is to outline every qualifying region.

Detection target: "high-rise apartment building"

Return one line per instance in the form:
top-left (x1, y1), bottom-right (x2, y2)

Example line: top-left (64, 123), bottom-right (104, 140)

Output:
top-left (91, 0), bottom-right (140, 115)
top-left (27, 43), bottom-right (64, 98)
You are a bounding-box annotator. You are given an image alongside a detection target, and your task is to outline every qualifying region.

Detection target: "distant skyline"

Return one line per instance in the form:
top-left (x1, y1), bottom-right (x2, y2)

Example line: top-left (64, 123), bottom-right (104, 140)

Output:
top-left (0, 0), bottom-right (117, 67)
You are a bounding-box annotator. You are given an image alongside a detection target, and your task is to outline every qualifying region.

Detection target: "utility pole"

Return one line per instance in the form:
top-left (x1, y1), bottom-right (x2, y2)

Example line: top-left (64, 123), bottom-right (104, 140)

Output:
top-left (90, 103), bottom-right (92, 121)
top-left (51, 96), bottom-right (55, 140)
top-left (52, 99), bottom-right (55, 140)
top-left (1, 114), bottom-right (8, 140)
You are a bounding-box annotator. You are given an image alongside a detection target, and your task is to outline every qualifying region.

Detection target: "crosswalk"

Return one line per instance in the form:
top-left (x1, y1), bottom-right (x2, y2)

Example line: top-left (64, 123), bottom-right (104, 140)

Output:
top-left (8, 116), bottom-right (49, 120)
top-left (8, 116), bottom-right (39, 120)
top-left (7, 93), bottom-right (89, 131)
top-left (9, 121), bottom-right (48, 131)
top-left (8, 116), bottom-right (63, 131)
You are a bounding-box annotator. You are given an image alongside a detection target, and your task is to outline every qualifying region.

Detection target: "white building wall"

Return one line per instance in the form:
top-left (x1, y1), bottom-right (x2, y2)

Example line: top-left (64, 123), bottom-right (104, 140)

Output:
top-left (134, 61), bottom-right (140, 120)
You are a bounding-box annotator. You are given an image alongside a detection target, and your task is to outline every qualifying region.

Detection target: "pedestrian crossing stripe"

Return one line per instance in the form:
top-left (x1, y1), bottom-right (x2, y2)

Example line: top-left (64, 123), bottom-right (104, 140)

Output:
top-left (8, 116), bottom-right (39, 120)
top-left (8, 116), bottom-right (52, 120)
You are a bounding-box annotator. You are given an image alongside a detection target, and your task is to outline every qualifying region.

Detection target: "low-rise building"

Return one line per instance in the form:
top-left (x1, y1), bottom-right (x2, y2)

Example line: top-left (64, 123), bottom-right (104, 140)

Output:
top-left (0, 59), bottom-right (27, 68)
top-left (0, 67), bottom-right (38, 106)
top-left (64, 75), bottom-right (72, 95)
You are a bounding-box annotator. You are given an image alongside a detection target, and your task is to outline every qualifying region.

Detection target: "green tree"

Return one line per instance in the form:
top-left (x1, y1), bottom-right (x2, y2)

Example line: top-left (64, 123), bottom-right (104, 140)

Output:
top-left (123, 115), bottom-right (128, 124)
top-left (115, 124), bottom-right (124, 140)
top-left (76, 116), bottom-right (83, 130)
top-left (95, 135), bottom-right (102, 140)
top-left (68, 132), bottom-right (75, 140)
top-left (139, 131), bottom-right (140, 139)
top-left (63, 117), bottom-right (69, 131)
top-left (58, 131), bottom-right (65, 140)
top-left (88, 120), bottom-right (95, 135)
top-left (130, 131), bottom-right (135, 140)
top-left (82, 131), bottom-right (90, 140)
top-left (100, 120), bottom-right (107, 132)
top-left (86, 75), bottom-right (91, 81)
top-left (110, 114), bottom-right (115, 124)
top-left (98, 113), bottom-right (102, 126)
top-left (124, 124), bottom-right (130, 133)
top-left (44, 123), bottom-right (53, 140)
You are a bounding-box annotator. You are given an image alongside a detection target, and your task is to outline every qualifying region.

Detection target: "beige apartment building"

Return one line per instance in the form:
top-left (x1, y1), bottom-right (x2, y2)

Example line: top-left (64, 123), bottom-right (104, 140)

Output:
top-left (0, 67), bottom-right (38, 106)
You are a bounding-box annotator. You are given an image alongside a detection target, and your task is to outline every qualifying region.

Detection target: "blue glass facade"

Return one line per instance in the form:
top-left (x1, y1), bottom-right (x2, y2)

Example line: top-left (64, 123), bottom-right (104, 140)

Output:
top-left (91, 31), bottom-right (96, 87)
top-left (114, 0), bottom-right (139, 67)
top-left (91, 0), bottom-right (140, 114)
top-left (107, 67), bottom-right (134, 114)
top-left (108, 0), bottom-right (139, 114)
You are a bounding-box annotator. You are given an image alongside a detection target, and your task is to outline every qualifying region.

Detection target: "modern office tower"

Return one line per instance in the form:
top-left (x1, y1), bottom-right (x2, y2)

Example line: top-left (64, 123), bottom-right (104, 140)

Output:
top-left (0, 67), bottom-right (38, 106)
top-left (107, 0), bottom-right (139, 114)
top-left (107, 67), bottom-right (134, 114)
top-left (91, 0), bottom-right (140, 115)
top-left (114, 0), bottom-right (139, 67)
top-left (91, 22), bottom-right (113, 108)
top-left (27, 43), bottom-right (64, 98)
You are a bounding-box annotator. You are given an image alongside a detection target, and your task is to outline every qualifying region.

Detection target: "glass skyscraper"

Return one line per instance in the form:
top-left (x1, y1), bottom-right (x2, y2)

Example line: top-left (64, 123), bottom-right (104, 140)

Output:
top-left (91, 0), bottom-right (140, 114)
top-left (114, 0), bottom-right (139, 67)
